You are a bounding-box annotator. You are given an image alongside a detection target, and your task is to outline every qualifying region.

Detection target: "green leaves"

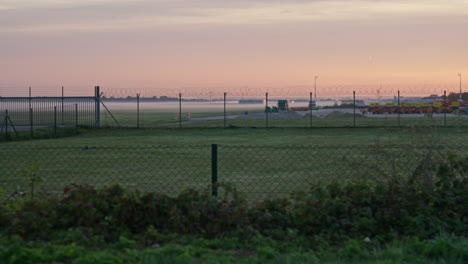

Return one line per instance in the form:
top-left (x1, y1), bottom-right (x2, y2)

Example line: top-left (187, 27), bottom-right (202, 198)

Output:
top-left (19, 165), bottom-right (42, 183)
top-left (1, 152), bottom-right (466, 247)
top-left (19, 164), bottom-right (44, 199)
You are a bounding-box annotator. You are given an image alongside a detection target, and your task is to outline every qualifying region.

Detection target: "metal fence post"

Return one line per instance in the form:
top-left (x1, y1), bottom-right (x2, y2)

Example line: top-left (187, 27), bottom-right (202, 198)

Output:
top-left (398, 90), bottom-right (401, 127)
top-left (265, 92), bottom-right (269, 128)
top-left (211, 144), bottom-right (218, 197)
top-left (61, 86), bottom-right (64, 125)
top-left (444, 90), bottom-right (447, 126)
top-left (309, 92), bottom-right (313, 128)
top-left (29, 108), bottom-right (33, 138)
top-left (224, 92), bottom-right (227, 128)
top-left (353, 91), bottom-right (356, 127)
top-left (137, 93), bottom-right (140, 129)
top-left (4, 110), bottom-right (8, 133)
top-left (29, 86), bottom-right (32, 110)
top-left (179, 93), bottom-right (182, 129)
top-left (75, 104), bottom-right (78, 128)
top-left (54, 106), bottom-right (57, 135)
top-left (95, 86), bottom-right (101, 127)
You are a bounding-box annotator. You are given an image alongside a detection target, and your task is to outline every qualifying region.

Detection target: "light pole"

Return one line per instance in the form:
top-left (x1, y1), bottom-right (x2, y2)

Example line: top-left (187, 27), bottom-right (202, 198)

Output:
top-left (458, 73), bottom-right (462, 101)
top-left (314, 76), bottom-right (318, 100)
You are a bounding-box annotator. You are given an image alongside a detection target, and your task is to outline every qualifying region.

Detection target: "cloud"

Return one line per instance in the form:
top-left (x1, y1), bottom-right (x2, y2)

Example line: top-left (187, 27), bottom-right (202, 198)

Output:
top-left (1, 0), bottom-right (468, 33)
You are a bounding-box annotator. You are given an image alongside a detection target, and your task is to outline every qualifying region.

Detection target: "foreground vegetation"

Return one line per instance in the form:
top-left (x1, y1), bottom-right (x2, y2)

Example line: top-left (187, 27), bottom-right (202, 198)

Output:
top-left (1, 234), bottom-right (466, 264)
top-left (1, 153), bottom-right (466, 263)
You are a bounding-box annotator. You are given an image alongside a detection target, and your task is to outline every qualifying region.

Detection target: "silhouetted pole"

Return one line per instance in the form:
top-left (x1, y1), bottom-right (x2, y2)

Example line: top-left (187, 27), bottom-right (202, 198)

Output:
top-left (75, 104), bottom-right (78, 128)
top-left (444, 90), bottom-right (447, 126)
top-left (397, 90), bottom-right (400, 127)
top-left (95, 86), bottom-right (101, 127)
top-left (29, 86), bottom-right (32, 110)
top-left (61, 86), bottom-right (64, 125)
top-left (309, 92), bottom-right (313, 128)
top-left (29, 108), bottom-right (33, 138)
top-left (265, 92), bottom-right (269, 128)
top-left (137, 93), bottom-right (140, 129)
top-left (179, 93), bottom-right (182, 129)
top-left (54, 106), bottom-right (57, 135)
top-left (223, 92), bottom-right (227, 128)
top-left (353, 91), bottom-right (356, 127)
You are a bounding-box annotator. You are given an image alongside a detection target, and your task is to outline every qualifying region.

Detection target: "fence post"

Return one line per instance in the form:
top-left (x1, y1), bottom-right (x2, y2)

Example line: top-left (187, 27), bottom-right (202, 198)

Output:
top-left (29, 86), bottom-right (32, 109)
top-left (224, 92), bottom-right (227, 128)
top-left (30, 108), bottom-right (33, 138)
top-left (211, 144), bottom-right (218, 197)
top-left (179, 93), bottom-right (182, 129)
top-left (444, 90), bottom-right (447, 126)
top-left (95, 86), bottom-right (101, 127)
top-left (265, 92), bottom-right (269, 128)
top-left (4, 110), bottom-right (8, 133)
top-left (397, 90), bottom-right (400, 127)
top-left (137, 93), bottom-right (140, 129)
top-left (309, 92), bottom-right (313, 128)
top-left (353, 91), bottom-right (356, 127)
top-left (75, 104), bottom-right (78, 128)
top-left (54, 106), bottom-right (57, 135)
top-left (61, 86), bottom-right (64, 125)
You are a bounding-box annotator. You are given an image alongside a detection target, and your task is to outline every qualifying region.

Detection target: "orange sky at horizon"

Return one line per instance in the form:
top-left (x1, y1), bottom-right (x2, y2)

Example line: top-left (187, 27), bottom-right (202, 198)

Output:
top-left (1, 0), bottom-right (467, 94)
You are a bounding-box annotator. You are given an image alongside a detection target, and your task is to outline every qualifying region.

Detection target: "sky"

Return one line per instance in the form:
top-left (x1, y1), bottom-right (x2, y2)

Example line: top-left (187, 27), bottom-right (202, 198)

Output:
top-left (1, 0), bottom-right (467, 95)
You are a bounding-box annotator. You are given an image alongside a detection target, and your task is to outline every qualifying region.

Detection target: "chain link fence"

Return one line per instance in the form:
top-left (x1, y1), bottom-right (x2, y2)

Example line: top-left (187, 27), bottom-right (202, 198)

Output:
top-left (1, 86), bottom-right (467, 129)
top-left (1, 144), bottom-right (466, 201)
top-left (98, 87), bottom-right (468, 128)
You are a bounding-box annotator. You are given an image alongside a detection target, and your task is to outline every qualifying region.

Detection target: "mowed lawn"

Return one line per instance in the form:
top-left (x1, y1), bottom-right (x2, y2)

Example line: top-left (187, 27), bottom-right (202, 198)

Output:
top-left (1, 127), bottom-right (467, 200)
top-left (5, 126), bottom-right (468, 146)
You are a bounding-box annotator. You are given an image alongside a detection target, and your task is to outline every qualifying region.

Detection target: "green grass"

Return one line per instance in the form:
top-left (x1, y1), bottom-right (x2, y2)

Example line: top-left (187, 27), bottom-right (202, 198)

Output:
top-left (98, 107), bottom-right (468, 128)
top-left (3, 126), bottom-right (468, 146)
top-left (1, 127), bottom-right (467, 200)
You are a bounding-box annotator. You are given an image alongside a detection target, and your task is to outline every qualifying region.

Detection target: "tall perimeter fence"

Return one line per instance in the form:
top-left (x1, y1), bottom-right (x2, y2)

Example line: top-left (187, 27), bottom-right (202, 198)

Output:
top-left (1, 144), bottom-right (466, 201)
top-left (1, 85), bottom-right (467, 131)
top-left (0, 87), bottom-right (100, 135)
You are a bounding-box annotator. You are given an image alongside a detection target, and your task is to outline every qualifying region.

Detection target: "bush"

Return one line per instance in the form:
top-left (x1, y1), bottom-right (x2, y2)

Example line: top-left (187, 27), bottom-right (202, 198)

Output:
top-left (0, 154), bottom-right (466, 244)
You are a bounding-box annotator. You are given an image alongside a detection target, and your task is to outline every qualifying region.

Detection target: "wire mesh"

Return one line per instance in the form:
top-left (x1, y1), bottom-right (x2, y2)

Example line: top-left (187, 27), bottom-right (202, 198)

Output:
top-left (0, 145), bottom-right (211, 200)
top-left (0, 97), bottom-right (96, 127)
top-left (1, 144), bottom-right (466, 202)
top-left (98, 87), bottom-right (468, 128)
top-left (1, 86), bottom-right (467, 129)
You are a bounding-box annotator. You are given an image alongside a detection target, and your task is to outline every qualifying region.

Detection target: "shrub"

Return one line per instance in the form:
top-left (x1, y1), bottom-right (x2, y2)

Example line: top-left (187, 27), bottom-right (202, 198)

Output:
top-left (0, 153), bottom-right (465, 244)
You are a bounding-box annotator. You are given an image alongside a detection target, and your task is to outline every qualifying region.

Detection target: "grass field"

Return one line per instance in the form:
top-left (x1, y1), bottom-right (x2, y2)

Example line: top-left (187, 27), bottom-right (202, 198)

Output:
top-left (2, 126), bottom-right (467, 200)
top-left (101, 108), bottom-right (468, 128)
